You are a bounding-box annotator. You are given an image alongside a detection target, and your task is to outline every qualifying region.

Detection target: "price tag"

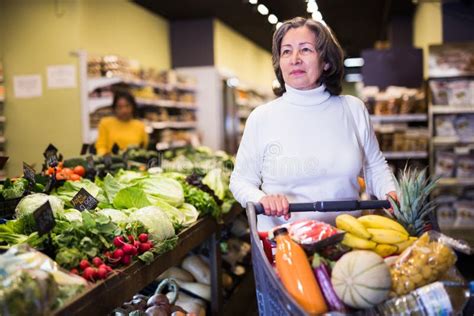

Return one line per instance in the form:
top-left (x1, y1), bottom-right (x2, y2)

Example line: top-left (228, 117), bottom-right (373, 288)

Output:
top-left (71, 188), bottom-right (98, 211)
top-left (33, 201), bottom-right (56, 235)
top-left (86, 155), bottom-right (95, 169)
top-left (111, 143), bottom-right (120, 155)
top-left (0, 156), bottom-right (9, 169)
top-left (80, 144), bottom-right (89, 155)
top-left (43, 144), bottom-right (59, 167)
top-left (147, 157), bottom-right (160, 169)
top-left (23, 162), bottom-right (36, 185)
top-left (103, 154), bottom-right (112, 169)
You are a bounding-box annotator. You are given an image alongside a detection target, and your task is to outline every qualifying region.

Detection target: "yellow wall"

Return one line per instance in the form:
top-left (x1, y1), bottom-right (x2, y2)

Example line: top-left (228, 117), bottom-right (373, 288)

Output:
top-left (213, 20), bottom-right (275, 91)
top-left (79, 0), bottom-right (170, 70)
top-left (2, 0), bottom-right (170, 177)
top-left (413, 2), bottom-right (443, 78)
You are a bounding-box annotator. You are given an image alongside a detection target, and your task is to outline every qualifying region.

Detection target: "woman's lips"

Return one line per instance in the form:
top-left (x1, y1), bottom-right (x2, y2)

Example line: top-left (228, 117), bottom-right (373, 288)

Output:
top-left (290, 70), bottom-right (306, 76)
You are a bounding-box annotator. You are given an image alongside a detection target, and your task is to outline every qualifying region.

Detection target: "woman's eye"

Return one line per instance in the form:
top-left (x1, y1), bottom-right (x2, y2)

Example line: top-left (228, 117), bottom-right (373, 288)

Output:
top-left (301, 47), bottom-right (313, 54)
top-left (281, 50), bottom-right (291, 56)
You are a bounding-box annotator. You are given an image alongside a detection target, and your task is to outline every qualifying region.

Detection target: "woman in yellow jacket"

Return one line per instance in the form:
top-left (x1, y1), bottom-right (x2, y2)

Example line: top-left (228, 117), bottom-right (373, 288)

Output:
top-left (96, 91), bottom-right (149, 155)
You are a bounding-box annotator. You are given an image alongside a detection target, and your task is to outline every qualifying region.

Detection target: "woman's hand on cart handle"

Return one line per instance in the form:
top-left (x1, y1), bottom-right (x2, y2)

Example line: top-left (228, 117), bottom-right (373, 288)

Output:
top-left (259, 194), bottom-right (291, 220)
top-left (386, 191), bottom-right (399, 214)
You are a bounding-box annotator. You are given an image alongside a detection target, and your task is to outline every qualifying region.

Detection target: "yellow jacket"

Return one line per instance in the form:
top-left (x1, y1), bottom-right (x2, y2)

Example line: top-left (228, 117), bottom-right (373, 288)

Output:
top-left (96, 117), bottom-right (149, 155)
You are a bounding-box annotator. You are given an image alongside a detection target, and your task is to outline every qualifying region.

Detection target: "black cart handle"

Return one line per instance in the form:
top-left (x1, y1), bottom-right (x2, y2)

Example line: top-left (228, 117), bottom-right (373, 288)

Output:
top-left (254, 200), bottom-right (391, 215)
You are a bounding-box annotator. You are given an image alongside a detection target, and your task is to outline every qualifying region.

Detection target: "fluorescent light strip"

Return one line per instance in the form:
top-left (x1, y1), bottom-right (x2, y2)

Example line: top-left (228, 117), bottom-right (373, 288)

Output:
top-left (257, 4), bottom-right (269, 15)
top-left (276, 22), bottom-right (283, 29)
top-left (249, 0), bottom-right (258, 4)
top-left (312, 11), bottom-right (323, 21)
top-left (345, 73), bottom-right (363, 82)
top-left (344, 57), bottom-right (365, 67)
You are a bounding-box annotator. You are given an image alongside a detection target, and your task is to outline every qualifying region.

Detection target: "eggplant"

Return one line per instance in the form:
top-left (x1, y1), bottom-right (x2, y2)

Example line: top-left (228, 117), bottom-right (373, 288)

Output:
top-left (312, 254), bottom-right (347, 312)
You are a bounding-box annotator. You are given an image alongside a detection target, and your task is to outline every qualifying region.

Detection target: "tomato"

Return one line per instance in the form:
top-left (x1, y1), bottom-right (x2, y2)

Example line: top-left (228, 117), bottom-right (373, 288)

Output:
top-left (73, 165), bottom-right (86, 177)
top-left (46, 167), bottom-right (55, 175)
top-left (57, 162), bottom-right (64, 169)
top-left (62, 168), bottom-right (73, 176)
top-left (69, 174), bottom-right (81, 181)
top-left (56, 172), bottom-right (67, 181)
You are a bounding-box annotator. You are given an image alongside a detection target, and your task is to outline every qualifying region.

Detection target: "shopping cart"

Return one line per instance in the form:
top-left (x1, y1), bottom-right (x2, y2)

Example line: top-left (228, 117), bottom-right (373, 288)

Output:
top-left (246, 200), bottom-right (391, 316)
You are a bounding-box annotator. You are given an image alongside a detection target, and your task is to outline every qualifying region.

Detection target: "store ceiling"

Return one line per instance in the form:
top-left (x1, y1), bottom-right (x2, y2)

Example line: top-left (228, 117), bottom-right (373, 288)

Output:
top-left (134, 0), bottom-right (415, 57)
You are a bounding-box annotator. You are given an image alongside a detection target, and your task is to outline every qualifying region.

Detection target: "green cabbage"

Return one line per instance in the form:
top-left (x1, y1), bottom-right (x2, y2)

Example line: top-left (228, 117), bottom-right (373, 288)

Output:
top-left (96, 208), bottom-right (129, 224)
top-left (15, 194), bottom-right (64, 234)
top-left (115, 170), bottom-right (146, 185)
top-left (61, 209), bottom-right (82, 223)
top-left (129, 206), bottom-right (175, 241)
top-left (202, 168), bottom-right (227, 201)
top-left (52, 179), bottom-right (107, 208)
top-left (113, 185), bottom-right (152, 209)
top-left (102, 173), bottom-right (124, 204)
top-left (179, 203), bottom-right (200, 226)
top-left (153, 198), bottom-right (186, 228)
top-left (139, 176), bottom-right (184, 207)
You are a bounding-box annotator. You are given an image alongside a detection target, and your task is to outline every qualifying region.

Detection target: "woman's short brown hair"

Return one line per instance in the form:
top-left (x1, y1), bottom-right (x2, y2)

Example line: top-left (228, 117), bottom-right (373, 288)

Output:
top-left (272, 17), bottom-right (344, 96)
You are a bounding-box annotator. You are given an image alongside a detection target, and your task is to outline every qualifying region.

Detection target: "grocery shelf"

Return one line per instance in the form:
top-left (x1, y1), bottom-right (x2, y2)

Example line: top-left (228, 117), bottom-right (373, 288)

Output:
top-left (87, 76), bottom-right (196, 94)
top-left (223, 270), bottom-right (256, 315)
top-left (148, 121), bottom-right (197, 130)
top-left (430, 105), bottom-right (474, 114)
top-left (432, 136), bottom-right (474, 145)
top-left (383, 151), bottom-right (428, 159)
top-left (54, 204), bottom-right (244, 316)
top-left (437, 178), bottom-right (474, 187)
top-left (87, 77), bottom-right (123, 93)
top-left (370, 114), bottom-right (428, 123)
top-left (137, 98), bottom-right (197, 110)
top-left (155, 140), bottom-right (189, 151)
top-left (89, 97), bottom-right (113, 113)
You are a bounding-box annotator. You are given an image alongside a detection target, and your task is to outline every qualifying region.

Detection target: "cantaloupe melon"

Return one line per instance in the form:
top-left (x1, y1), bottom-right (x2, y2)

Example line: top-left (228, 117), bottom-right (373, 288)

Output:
top-left (331, 250), bottom-right (391, 309)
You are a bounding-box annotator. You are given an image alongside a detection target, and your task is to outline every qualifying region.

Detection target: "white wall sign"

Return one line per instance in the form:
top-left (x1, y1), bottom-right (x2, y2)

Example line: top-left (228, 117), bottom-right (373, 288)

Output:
top-left (47, 64), bottom-right (77, 89)
top-left (13, 74), bottom-right (42, 98)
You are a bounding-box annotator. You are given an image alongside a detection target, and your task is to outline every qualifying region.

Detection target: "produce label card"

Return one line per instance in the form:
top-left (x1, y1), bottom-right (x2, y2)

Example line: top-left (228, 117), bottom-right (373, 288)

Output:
top-left (80, 144), bottom-right (89, 155)
top-left (33, 201), bottom-right (56, 235)
top-left (71, 188), bottom-right (98, 211)
top-left (0, 156), bottom-right (9, 169)
top-left (43, 144), bottom-right (59, 167)
top-left (147, 157), bottom-right (160, 169)
top-left (23, 162), bottom-right (36, 185)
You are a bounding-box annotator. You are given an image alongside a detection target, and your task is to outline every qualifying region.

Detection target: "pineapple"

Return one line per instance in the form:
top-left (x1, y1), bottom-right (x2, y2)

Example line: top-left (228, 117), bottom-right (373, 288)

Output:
top-left (388, 166), bottom-right (439, 236)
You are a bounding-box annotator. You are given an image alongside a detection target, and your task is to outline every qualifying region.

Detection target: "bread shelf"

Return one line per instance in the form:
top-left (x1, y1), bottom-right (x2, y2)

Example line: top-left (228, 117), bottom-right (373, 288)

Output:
top-left (432, 136), bottom-right (474, 145)
top-left (383, 151), bottom-right (428, 159)
top-left (148, 121), bottom-right (197, 130)
top-left (87, 76), bottom-right (196, 94)
top-left (430, 106), bottom-right (474, 114)
top-left (437, 178), bottom-right (474, 187)
top-left (370, 114), bottom-right (427, 123)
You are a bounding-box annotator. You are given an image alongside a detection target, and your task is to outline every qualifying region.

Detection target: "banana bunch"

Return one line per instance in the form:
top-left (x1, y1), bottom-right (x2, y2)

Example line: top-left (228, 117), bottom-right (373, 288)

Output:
top-left (336, 214), bottom-right (417, 257)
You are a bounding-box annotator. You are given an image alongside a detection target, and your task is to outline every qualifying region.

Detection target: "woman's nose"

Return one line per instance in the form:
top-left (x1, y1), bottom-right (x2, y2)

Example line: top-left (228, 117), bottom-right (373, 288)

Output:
top-left (290, 50), bottom-right (301, 64)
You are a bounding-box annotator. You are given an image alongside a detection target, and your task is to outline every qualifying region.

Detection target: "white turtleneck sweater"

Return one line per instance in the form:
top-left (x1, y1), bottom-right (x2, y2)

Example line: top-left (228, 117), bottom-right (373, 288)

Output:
top-left (230, 84), bottom-right (396, 231)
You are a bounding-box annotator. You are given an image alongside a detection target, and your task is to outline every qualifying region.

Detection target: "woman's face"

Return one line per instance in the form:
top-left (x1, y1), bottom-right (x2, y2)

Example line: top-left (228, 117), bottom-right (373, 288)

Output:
top-left (115, 97), bottom-right (134, 121)
top-left (279, 26), bottom-right (323, 91)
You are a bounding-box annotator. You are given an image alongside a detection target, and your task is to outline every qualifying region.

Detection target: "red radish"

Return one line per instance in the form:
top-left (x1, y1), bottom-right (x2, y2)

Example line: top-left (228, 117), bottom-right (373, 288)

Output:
top-left (79, 259), bottom-right (90, 271)
top-left (122, 243), bottom-right (134, 255)
top-left (104, 251), bottom-right (112, 258)
top-left (82, 267), bottom-right (96, 281)
top-left (138, 233), bottom-right (148, 243)
top-left (99, 264), bottom-right (113, 273)
top-left (139, 242), bottom-right (152, 254)
top-left (70, 268), bottom-right (79, 275)
top-left (96, 267), bottom-right (108, 279)
top-left (113, 236), bottom-right (125, 248)
top-left (113, 248), bottom-right (124, 259)
top-left (121, 255), bottom-right (132, 265)
top-left (128, 235), bottom-right (135, 243)
top-left (92, 257), bottom-right (103, 267)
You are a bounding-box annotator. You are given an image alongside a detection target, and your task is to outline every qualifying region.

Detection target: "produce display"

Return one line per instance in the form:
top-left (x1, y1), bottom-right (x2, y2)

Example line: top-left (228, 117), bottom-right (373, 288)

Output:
top-left (0, 145), bottom-right (235, 315)
top-left (261, 166), bottom-right (473, 315)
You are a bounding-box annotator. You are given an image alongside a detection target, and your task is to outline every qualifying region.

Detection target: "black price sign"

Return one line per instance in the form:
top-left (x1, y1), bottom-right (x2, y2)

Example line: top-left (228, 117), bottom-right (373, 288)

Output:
top-left (71, 188), bottom-right (98, 212)
top-left (43, 144), bottom-right (59, 167)
top-left (111, 143), bottom-right (120, 155)
top-left (86, 155), bottom-right (95, 169)
top-left (104, 154), bottom-right (112, 168)
top-left (147, 157), bottom-right (160, 169)
top-left (0, 156), bottom-right (9, 169)
top-left (80, 144), bottom-right (90, 155)
top-left (23, 162), bottom-right (36, 185)
top-left (33, 201), bottom-right (56, 235)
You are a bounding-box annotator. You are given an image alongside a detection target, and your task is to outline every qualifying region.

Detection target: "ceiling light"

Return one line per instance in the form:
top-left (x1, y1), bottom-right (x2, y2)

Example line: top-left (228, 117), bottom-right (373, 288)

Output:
top-left (345, 73), bottom-right (363, 82)
top-left (257, 4), bottom-right (269, 15)
top-left (312, 11), bottom-right (323, 21)
top-left (227, 77), bottom-right (240, 87)
top-left (249, 0), bottom-right (258, 4)
top-left (344, 57), bottom-right (365, 67)
top-left (307, 1), bottom-right (318, 13)
top-left (276, 22), bottom-right (283, 29)
top-left (268, 14), bottom-right (278, 24)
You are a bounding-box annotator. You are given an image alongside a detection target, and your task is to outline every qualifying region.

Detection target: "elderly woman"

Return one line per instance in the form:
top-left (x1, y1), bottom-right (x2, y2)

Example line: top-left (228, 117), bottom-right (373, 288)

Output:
top-left (230, 17), bottom-right (397, 231)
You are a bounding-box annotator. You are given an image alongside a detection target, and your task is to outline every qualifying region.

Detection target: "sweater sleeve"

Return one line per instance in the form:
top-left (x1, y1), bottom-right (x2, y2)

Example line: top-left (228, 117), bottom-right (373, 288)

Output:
top-left (230, 110), bottom-right (266, 207)
top-left (95, 119), bottom-right (109, 156)
top-left (345, 96), bottom-right (396, 199)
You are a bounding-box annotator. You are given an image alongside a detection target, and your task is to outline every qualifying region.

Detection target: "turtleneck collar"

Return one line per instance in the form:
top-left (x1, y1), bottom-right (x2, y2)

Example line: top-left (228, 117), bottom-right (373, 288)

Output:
top-left (282, 83), bottom-right (331, 107)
